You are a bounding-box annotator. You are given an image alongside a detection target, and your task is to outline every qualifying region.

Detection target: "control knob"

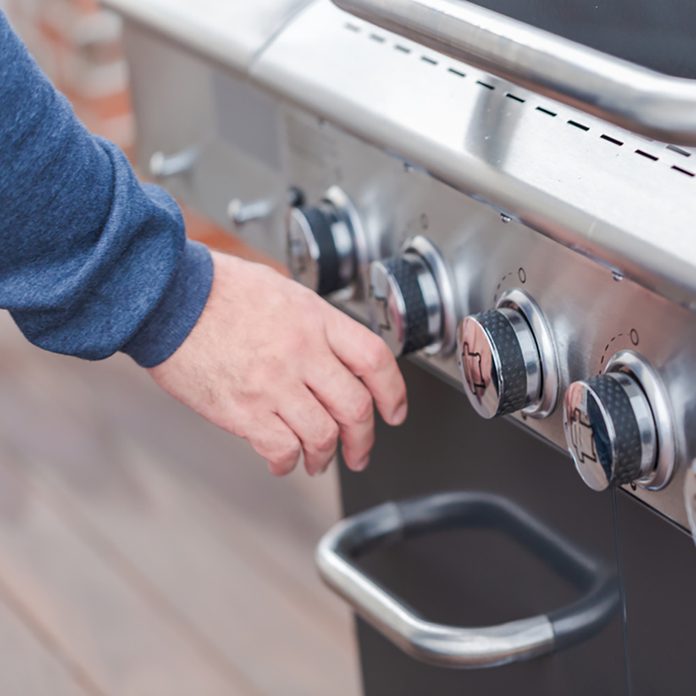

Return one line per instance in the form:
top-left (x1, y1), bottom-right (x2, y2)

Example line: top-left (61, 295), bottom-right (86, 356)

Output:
top-left (286, 195), bottom-right (357, 296)
top-left (457, 291), bottom-right (558, 419)
top-left (458, 308), bottom-right (542, 419)
top-left (563, 372), bottom-right (657, 491)
top-left (368, 238), bottom-right (451, 356)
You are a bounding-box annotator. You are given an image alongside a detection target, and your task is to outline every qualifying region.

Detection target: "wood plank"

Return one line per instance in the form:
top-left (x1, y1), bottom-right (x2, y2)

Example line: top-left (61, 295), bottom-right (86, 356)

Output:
top-left (0, 591), bottom-right (92, 696)
top-left (0, 315), bottom-right (359, 695)
top-left (0, 450), bottom-right (252, 696)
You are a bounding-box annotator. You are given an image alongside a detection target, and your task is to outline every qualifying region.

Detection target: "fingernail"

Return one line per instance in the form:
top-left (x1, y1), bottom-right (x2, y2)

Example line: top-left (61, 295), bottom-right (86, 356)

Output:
top-left (354, 456), bottom-right (370, 472)
top-left (390, 402), bottom-right (408, 425)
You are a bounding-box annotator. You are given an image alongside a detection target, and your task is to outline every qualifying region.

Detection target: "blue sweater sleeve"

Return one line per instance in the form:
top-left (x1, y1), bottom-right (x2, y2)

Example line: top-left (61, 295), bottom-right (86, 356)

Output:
top-left (0, 11), bottom-right (213, 368)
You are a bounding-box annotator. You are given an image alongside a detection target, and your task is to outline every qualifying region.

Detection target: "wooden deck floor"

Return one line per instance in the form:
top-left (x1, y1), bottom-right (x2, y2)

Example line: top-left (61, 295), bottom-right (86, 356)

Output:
top-left (0, 313), bottom-right (360, 695)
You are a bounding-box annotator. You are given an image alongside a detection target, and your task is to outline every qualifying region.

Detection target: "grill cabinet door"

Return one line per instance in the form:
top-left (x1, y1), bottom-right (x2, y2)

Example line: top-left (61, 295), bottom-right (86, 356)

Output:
top-left (337, 360), bottom-right (628, 696)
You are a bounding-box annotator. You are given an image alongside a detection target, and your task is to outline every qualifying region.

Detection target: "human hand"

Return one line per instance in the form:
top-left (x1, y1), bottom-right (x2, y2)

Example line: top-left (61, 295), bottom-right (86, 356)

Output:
top-left (148, 251), bottom-right (407, 476)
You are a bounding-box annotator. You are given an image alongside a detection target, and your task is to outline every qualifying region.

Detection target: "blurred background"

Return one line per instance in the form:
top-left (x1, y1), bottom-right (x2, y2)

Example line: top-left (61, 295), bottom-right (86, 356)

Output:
top-left (0, 1), bottom-right (359, 694)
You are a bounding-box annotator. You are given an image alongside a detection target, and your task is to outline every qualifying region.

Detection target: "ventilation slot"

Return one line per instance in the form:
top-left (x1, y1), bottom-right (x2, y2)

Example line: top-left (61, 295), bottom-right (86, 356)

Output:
top-left (667, 144), bottom-right (691, 157)
top-left (600, 134), bottom-right (624, 146)
top-left (568, 120), bottom-right (590, 131)
top-left (342, 20), bottom-right (695, 184)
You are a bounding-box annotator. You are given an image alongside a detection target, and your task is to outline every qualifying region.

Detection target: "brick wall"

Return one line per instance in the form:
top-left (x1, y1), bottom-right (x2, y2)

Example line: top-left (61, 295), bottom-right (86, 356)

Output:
top-left (6, 0), bottom-right (134, 153)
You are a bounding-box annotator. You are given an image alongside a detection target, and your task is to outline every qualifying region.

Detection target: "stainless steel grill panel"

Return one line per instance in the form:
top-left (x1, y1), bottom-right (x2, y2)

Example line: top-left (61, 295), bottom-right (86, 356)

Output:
top-left (116, 0), bottom-right (696, 529)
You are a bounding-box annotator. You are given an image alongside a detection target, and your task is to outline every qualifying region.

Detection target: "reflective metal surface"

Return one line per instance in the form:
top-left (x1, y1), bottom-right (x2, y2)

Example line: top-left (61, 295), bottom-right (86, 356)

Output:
top-left (227, 198), bottom-right (275, 228)
top-left (116, 0), bottom-right (696, 527)
top-left (333, 0), bottom-right (696, 145)
top-left (122, 24), bottom-right (289, 260)
top-left (275, 109), bottom-right (694, 527)
top-left (457, 308), bottom-right (541, 419)
top-left (339, 361), bottom-right (629, 694)
top-left (286, 193), bottom-right (358, 295)
top-left (114, 3), bottom-right (696, 689)
top-left (497, 289), bottom-right (559, 418)
top-left (563, 373), bottom-right (657, 492)
top-left (407, 235), bottom-right (457, 355)
top-left (368, 252), bottom-right (442, 356)
top-left (148, 148), bottom-right (198, 180)
top-left (605, 351), bottom-right (676, 492)
top-left (103, 0), bottom-right (312, 74)
top-left (455, 0), bottom-right (696, 80)
top-left (317, 491), bottom-right (618, 668)
top-left (253, 3), bottom-right (696, 308)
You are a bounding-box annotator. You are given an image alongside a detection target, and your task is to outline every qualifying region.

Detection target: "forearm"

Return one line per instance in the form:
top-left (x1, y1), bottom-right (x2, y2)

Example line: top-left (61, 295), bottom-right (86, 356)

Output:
top-left (0, 12), bottom-right (212, 366)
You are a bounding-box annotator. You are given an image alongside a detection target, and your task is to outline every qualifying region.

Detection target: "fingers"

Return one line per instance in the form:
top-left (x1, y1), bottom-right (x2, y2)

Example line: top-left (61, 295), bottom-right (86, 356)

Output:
top-left (306, 357), bottom-right (375, 472)
top-left (323, 307), bottom-right (408, 426)
top-left (249, 414), bottom-right (302, 477)
top-left (277, 386), bottom-right (340, 477)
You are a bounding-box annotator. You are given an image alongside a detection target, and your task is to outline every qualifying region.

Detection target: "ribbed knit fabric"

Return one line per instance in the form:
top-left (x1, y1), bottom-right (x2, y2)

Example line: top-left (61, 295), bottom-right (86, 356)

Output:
top-left (0, 11), bottom-right (213, 367)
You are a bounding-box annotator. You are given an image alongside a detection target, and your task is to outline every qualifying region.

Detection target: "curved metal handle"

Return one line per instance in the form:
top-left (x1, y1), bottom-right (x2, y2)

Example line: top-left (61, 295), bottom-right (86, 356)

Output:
top-left (316, 491), bottom-right (618, 669)
top-left (332, 0), bottom-right (696, 145)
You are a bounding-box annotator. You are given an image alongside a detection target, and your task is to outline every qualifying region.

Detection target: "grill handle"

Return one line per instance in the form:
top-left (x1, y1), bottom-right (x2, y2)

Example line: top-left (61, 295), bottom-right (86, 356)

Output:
top-left (332, 0), bottom-right (696, 146)
top-left (316, 491), bottom-right (618, 669)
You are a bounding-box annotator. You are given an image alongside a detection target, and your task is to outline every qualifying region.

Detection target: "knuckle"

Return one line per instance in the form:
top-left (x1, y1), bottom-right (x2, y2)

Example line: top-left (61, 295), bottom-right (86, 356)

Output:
top-left (268, 443), bottom-right (301, 476)
top-left (349, 392), bottom-right (374, 424)
top-left (362, 336), bottom-right (391, 372)
top-left (313, 422), bottom-right (340, 453)
top-left (236, 378), bottom-right (265, 404)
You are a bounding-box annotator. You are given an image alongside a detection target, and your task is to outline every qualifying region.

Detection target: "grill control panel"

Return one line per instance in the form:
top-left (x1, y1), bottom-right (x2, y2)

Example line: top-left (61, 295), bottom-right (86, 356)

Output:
top-left (281, 107), bottom-right (693, 529)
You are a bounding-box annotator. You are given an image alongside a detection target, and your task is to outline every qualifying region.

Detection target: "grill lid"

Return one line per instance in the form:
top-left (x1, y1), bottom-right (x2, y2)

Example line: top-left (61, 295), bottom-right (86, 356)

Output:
top-left (469, 0), bottom-right (696, 79)
top-left (101, 0), bottom-right (313, 73)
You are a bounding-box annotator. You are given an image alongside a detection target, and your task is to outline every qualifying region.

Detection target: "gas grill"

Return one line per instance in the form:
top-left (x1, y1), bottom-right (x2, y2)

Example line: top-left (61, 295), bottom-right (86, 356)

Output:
top-left (104, 1), bottom-right (696, 692)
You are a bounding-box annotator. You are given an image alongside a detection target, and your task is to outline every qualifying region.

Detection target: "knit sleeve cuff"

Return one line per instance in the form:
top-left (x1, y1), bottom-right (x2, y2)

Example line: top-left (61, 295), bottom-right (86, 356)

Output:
top-left (121, 240), bottom-right (213, 368)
